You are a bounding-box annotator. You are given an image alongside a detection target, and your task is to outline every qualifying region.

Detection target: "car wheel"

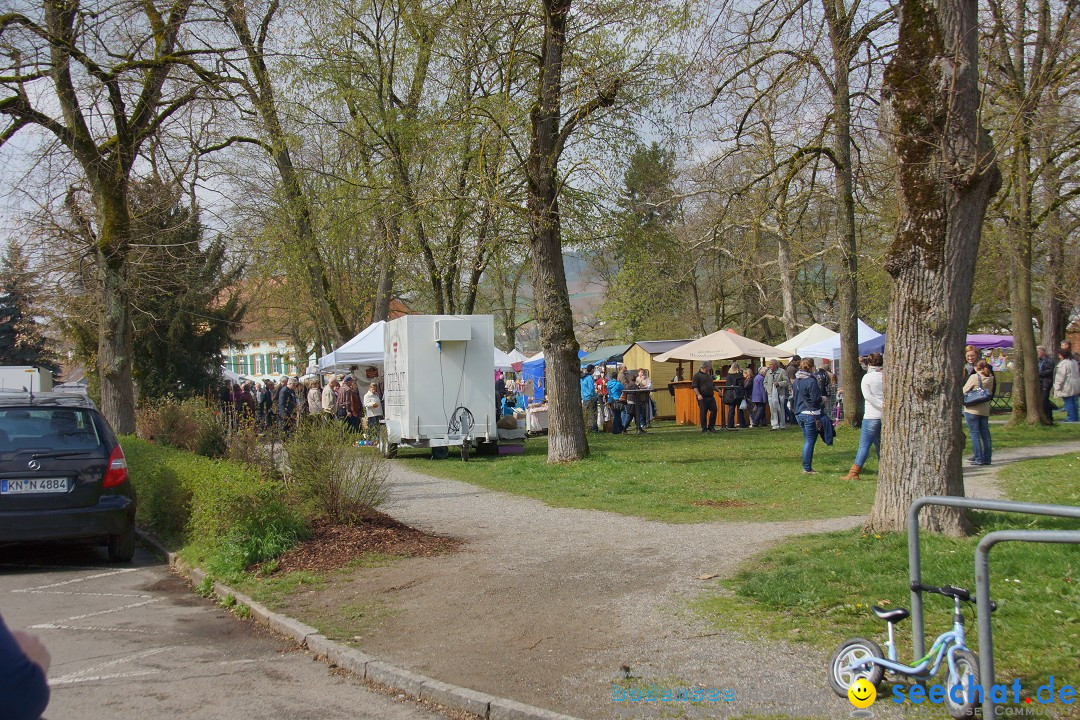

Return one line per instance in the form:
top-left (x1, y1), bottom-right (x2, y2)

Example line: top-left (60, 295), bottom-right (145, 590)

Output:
top-left (108, 520), bottom-right (136, 562)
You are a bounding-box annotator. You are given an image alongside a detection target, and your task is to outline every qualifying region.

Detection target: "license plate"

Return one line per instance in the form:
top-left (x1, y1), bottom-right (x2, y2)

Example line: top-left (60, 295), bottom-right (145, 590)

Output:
top-left (1, 478), bottom-right (69, 494)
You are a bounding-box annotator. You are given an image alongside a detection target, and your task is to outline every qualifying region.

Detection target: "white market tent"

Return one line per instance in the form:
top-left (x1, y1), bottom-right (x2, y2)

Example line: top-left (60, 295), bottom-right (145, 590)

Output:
top-left (506, 349), bottom-right (527, 364)
top-left (775, 323), bottom-right (838, 355)
top-left (526, 351), bottom-right (544, 362)
top-left (797, 318), bottom-right (884, 361)
top-left (221, 366), bottom-right (247, 383)
top-left (654, 329), bottom-right (786, 362)
top-left (318, 321), bottom-right (385, 372)
top-left (494, 347), bottom-right (515, 371)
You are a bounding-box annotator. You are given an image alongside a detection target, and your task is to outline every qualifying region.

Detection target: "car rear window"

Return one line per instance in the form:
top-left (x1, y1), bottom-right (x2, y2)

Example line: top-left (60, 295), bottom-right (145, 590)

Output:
top-left (0, 408), bottom-right (103, 451)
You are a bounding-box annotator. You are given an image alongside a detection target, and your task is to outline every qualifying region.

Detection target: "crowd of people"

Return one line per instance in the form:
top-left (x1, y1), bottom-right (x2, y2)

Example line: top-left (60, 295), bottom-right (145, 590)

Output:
top-left (218, 365), bottom-right (385, 437)
top-left (570, 337), bottom-right (1080, 475)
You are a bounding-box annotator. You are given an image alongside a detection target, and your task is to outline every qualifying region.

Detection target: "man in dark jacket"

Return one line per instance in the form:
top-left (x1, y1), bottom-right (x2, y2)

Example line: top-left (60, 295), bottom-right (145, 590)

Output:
top-left (277, 378), bottom-right (298, 434)
top-left (692, 362), bottom-right (717, 433)
top-left (785, 355), bottom-right (801, 423)
top-left (1038, 345), bottom-right (1056, 418)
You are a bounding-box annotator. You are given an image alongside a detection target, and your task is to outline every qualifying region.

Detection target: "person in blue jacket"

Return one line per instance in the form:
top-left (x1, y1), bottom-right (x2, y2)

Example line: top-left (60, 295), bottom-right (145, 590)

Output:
top-left (1, 612), bottom-right (51, 720)
top-left (791, 357), bottom-right (825, 474)
top-left (580, 364), bottom-right (598, 432)
top-left (606, 371), bottom-right (624, 435)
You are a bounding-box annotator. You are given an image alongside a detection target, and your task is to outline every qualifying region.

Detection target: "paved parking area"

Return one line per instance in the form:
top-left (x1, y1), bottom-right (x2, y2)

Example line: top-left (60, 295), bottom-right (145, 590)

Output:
top-left (0, 543), bottom-right (453, 720)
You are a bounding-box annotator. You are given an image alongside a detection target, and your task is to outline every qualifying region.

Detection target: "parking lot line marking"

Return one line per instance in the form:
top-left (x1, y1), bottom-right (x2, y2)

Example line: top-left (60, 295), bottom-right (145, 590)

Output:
top-left (51, 669), bottom-right (162, 686)
top-left (52, 646), bottom-right (171, 682)
top-left (18, 590), bottom-right (152, 598)
top-left (34, 623), bottom-right (163, 634)
top-left (13, 568), bottom-right (140, 593)
top-left (29, 598), bottom-right (161, 628)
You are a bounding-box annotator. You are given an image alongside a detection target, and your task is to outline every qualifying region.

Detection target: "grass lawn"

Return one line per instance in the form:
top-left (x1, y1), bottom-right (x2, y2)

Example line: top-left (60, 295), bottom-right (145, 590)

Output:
top-left (695, 451), bottom-right (1080, 699)
top-left (401, 418), bottom-right (1080, 523)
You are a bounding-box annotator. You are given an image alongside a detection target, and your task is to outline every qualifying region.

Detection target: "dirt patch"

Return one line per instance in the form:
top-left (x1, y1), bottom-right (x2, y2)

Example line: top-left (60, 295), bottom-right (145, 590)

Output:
top-left (270, 512), bottom-right (462, 574)
top-left (690, 499), bottom-right (751, 508)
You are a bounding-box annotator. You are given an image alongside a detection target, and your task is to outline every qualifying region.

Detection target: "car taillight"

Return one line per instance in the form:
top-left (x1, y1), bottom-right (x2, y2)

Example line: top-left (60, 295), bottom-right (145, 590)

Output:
top-left (103, 444), bottom-right (128, 488)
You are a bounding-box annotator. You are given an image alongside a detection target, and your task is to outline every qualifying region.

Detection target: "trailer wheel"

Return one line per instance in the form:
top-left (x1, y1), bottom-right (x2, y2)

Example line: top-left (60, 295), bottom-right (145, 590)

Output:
top-left (431, 446), bottom-right (449, 460)
top-left (460, 442), bottom-right (470, 462)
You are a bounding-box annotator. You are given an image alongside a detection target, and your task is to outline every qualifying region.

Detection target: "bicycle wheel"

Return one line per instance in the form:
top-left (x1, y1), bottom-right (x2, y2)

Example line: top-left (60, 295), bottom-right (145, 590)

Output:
top-left (828, 638), bottom-right (885, 697)
top-left (945, 649), bottom-right (980, 719)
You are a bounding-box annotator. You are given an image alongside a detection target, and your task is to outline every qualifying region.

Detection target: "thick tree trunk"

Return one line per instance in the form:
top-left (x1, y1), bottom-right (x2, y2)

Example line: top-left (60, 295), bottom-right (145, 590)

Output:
top-left (526, 0), bottom-right (590, 462)
top-left (867, 0), bottom-right (1000, 535)
top-left (93, 188), bottom-right (137, 434)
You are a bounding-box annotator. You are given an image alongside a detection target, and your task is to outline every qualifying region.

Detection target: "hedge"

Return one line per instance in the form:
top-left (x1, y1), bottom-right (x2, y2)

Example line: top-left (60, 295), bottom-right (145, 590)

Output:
top-left (121, 436), bottom-right (308, 578)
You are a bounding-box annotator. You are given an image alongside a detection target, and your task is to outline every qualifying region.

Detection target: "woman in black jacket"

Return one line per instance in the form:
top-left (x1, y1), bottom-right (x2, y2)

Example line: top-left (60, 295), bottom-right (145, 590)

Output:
top-left (724, 362), bottom-right (746, 429)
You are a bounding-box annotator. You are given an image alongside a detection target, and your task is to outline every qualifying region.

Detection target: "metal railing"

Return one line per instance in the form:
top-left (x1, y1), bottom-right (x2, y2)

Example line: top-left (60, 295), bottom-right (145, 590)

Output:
top-left (907, 496), bottom-right (1080, 718)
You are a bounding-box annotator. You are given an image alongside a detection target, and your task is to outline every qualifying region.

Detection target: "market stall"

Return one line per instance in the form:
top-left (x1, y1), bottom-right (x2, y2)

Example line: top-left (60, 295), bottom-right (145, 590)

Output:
top-left (622, 340), bottom-right (692, 419)
top-left (656, 329), bottom-right (785, 426)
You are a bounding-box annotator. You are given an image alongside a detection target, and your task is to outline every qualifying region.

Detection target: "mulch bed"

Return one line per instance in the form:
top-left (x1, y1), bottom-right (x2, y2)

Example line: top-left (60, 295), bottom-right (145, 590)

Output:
top-left (268, 512), bottom-right (462, 575)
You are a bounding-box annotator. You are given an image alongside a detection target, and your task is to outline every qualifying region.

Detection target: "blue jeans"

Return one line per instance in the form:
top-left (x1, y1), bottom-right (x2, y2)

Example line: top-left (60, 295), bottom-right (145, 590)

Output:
top-left (1064, 395), bottom-right (1079, 422)
top-left (854, 419), bottom-right (881, 468)
top-left (965, 412), bottom-right (992, 464)
top-left (611, 404), bottom-right (624, 434)
top-left (797, 413), bottom-right (819, 471)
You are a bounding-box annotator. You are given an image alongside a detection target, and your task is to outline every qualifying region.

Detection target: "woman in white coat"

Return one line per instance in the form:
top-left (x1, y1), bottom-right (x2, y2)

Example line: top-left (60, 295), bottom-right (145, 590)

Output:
top-left (1053, 348), bottom-right (1080, 423)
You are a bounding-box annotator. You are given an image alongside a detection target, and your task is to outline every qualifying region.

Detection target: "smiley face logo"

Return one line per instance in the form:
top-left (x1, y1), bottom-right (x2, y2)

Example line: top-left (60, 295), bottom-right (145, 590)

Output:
top-left (847, 678), bottom-right (877, 708)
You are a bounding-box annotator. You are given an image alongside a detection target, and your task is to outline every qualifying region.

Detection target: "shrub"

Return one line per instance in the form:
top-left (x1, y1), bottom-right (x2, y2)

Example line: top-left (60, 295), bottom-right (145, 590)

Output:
top-left (225, 416), bottom-right (278, 479)
top-left (121, 436), bottom-right (308, 572)
top-left (136, 397), bottom-right (227, 459)
top-left (284, 422), bottom-right (388, 524)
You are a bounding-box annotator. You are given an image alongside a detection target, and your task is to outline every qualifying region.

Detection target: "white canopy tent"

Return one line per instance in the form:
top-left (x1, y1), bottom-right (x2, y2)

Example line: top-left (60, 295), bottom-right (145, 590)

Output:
top-left (797, 319), bottom-right (884, 361)
top-left (526, 351), bottom-right (544, 362)
top-left (654, 329), bottom-right (786, 362)
top-left (318, 321), bottom-right (385, 372)
top-left (221, 366), bottom-right (247, 383)
top-left (506, 349), bottom-right (527, 364)
top-left (494, 347), bottom-right (515, 371)
top-left (775, 323), bottom-right (838, 355)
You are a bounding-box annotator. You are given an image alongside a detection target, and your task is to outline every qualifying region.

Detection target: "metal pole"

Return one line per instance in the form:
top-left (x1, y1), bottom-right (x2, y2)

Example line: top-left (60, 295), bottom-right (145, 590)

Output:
top-left (974, 530), bottom-right (1080, 719)
top-left (906, 497), bottom-right (1080, 687)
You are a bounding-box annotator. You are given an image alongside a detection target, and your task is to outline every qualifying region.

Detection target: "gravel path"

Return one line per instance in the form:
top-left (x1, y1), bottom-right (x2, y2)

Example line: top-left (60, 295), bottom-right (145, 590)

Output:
top-left (307, 439), bottom-right (1080, 719)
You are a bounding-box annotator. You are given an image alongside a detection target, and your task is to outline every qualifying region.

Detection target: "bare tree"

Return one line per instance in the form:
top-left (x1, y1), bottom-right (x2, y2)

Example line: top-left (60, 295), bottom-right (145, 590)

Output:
top-left (1, 0), bottom-right (218, 432)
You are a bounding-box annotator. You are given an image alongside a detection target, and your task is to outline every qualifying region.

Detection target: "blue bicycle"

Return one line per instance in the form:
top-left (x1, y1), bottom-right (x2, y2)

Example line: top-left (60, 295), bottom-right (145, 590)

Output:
top-left (828, 583), bottom-right (997, 719)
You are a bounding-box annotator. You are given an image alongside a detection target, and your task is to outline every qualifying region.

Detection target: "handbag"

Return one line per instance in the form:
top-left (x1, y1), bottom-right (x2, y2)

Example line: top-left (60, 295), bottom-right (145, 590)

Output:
top-left (739, 399), bottom-right (748, 410)
top-left (963, 375), bottom-right (992, 407)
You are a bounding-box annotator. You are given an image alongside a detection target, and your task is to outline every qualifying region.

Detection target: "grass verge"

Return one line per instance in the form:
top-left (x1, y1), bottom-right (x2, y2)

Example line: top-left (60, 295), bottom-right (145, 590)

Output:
top-left (403, 420), bottom-right (1080, 523)
top-left (694, 451), bottom-right (1080, 697)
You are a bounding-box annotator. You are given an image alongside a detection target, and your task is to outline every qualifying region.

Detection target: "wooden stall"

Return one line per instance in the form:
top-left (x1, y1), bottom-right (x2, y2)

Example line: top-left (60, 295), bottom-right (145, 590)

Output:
top-left (621, 340), bottom-right (692, 419)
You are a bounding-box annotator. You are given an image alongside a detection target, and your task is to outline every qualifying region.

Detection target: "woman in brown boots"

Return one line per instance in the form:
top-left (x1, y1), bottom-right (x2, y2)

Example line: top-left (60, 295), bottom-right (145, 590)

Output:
top-left (843, 352), bottom-right (883, 479)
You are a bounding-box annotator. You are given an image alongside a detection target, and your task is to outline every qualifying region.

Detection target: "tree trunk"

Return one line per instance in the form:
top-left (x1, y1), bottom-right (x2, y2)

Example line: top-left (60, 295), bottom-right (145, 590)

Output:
top-left (93, 187), bottom-right (137, 434)
top-left (1040, 156), bottom-right (1067, 352)
top-left (776, 236), bottom-right (799, 339)
top-left (1006, 124), bottom-right (1048, 424)
top-left (374, 214), bottom-right (400, 322)
top-left (867, 0), bottom-right (1000, 535)
top-left (829, 28), bottom-right (863, 427)
top-left (526, 0), bottom-right (591, 462)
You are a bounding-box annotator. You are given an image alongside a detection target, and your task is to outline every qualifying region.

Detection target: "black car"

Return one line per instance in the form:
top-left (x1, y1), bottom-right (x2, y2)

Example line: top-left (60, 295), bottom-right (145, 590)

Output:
top-left (0, 391), bottom-right (136, 561)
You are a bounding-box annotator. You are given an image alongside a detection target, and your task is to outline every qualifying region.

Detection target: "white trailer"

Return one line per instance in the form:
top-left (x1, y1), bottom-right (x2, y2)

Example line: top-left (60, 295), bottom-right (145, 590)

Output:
top-left (379, 315), bottom-right (497, 460)
top-left (0, 366), bottom-right (53, 393)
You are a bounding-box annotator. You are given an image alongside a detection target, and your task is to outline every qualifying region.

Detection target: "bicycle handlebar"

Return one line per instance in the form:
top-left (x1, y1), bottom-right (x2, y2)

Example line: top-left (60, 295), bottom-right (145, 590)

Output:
top-left (911, 582), bottom-right (998, 612)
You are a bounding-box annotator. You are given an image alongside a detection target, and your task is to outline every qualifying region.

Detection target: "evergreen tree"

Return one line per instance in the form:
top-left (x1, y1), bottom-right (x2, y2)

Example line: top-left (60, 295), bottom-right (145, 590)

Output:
top-left (600, 143), bottom-right (690, 339)
top-left (127, 182), bottom-right (246, 400)
top-left (59, 180), bottom-right (245, 401)
top-left (0, 241), bottom-right (58, 371)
